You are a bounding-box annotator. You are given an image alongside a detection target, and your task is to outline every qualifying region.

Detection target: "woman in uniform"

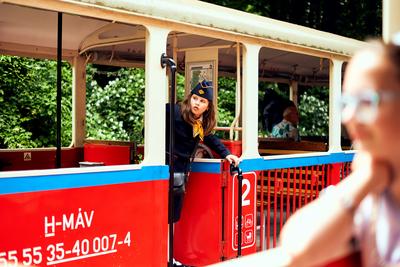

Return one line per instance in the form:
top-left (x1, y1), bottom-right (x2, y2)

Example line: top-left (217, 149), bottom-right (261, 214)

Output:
top-left (167, 79), bottom-right (240, 224)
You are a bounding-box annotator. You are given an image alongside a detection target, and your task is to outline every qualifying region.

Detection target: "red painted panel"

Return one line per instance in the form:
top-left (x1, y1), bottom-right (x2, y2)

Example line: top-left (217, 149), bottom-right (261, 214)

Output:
top-left (0, 181), bottom-right (168, 266)
top-left (328, 163), bottom-right (342, 185)
top-left (174, 171), bottom-right (223, 266)
top-left (224, 167), bottom-right (257, 259)
top-left (174, 163), bottom-right (257, 266)
top-left (0, 148), bottom-right (83, 171)
top-left (221, 140), bottom-right (242, 157)
top-left (210, 140), bottom-right (242, 159)
top-left (84, 144), bottom-right (131, 165)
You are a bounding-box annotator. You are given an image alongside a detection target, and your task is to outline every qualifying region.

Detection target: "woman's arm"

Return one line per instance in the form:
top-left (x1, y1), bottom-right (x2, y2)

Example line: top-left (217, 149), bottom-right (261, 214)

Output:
top-left (203, 135), bottom-right (240, 166)
top-left (280, 152), bottom-right (391, 267)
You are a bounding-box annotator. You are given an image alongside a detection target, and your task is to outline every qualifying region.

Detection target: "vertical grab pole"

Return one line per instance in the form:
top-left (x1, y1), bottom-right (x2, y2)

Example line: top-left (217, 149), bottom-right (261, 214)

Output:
top-left (56, 12), bottom-right (62, 168)
top-left (161, 53), bottom-right (177, 267)
top-left (230, 164), bottom-right (243, 257)
top-left (237, 168), bottom-right (243, 257)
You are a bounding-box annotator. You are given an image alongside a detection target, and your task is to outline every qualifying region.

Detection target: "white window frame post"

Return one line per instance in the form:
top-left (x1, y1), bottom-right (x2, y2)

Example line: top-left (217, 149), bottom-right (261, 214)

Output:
top-left (72, 55), bottom-right (86, 148)
top-left (142, 26), bottom-right (169, 165)
top-left (241, 43), bottom-right (261, 159)
top-left (328, 59), bottom-right (343, 153)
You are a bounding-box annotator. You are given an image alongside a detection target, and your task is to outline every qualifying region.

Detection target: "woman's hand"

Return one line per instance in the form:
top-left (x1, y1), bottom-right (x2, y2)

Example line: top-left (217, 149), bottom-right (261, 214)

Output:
top-left (226, 154), bottom-right (240, 167)
top-left (351, 151), bottom-right (393, 195)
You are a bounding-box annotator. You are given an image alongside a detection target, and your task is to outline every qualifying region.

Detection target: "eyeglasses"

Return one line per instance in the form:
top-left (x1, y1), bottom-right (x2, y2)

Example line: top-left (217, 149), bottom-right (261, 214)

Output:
top-left (341, 89), bottom-right (400, 124)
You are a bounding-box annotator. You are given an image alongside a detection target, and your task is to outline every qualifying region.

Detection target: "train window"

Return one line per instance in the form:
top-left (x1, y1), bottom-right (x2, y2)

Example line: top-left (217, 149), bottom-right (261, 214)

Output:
top-left (83, 22), bottom-right (147, 164)
top-left (258, 47), bottom-right (330, 156)
top-left (0, 4), bottom-right (80, 171)
top-left (0, 4), bottom-right (148, 169)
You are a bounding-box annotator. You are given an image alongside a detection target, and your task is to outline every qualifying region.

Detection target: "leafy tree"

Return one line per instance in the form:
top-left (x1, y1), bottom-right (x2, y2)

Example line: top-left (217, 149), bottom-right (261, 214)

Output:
top-left (86, 67), bottom-right (186, 144)
top-left (298, 90), bottom-right (329, 137)
top-left (203, 0), bottom-right (382, 40)
top-left (176, 72), bottom-right (186, 101)
top-left (86, 66), bottom-right (145, 143)
top-left (0, 56), bottom-right (72, 148)
top-left (217, 77), bottom-right (236, 127)
top-left (211, 77), bottom-right (236, 139)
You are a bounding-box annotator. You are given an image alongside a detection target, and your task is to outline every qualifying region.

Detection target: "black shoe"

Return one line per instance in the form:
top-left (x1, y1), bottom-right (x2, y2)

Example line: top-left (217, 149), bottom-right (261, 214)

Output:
top-left (172, 259), bottom-right (191, 267)
top-left (173, 263), bottom-right (191, 267)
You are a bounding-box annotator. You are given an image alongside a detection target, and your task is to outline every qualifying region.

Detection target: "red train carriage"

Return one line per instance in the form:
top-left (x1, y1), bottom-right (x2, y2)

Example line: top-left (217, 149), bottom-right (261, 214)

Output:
top-left (0, 0), bottom-right (363, 266)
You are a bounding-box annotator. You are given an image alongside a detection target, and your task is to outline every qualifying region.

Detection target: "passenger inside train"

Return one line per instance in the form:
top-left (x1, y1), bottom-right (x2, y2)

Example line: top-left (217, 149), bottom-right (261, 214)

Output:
top-left (271, 105), bottom-right (300, 141)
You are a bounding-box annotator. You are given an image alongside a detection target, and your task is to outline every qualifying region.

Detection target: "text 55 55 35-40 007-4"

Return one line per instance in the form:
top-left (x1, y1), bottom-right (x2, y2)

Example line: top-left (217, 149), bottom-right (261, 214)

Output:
top-left (0, 232), bottom-right (131, 266)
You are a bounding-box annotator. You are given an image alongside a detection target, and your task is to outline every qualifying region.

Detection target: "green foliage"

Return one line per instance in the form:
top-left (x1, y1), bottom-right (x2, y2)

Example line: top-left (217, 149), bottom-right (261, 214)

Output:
top-left (176, 72), bottom-right (186, 102)
top-left (298, 90), bottom-right (329, 137)
top-left (0, 55), bottom-right (72, 148)
top-left (86, 66), bottom-right (145, 143)
top-left (212, 77), bottom-right (235, 139)
top-left (217, 77), bottom-right (236, 126)
top-left (204, 0), bottom-right (382, 40)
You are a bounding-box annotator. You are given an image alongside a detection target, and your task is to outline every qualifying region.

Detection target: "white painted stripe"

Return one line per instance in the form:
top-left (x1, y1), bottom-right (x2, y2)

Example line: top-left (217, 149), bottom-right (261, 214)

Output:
top-left (46, 249), bottom-right (117, 265)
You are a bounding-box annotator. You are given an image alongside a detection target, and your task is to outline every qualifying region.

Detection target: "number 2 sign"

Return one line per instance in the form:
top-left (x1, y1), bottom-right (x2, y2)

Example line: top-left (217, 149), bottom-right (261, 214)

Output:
top-left (231, 172), bottom-right (257, 252)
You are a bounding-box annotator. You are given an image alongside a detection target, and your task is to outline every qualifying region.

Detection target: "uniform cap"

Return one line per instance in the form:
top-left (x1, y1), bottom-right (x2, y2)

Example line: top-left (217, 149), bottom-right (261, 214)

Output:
top-left (191, 80), bottom-right (213, 101)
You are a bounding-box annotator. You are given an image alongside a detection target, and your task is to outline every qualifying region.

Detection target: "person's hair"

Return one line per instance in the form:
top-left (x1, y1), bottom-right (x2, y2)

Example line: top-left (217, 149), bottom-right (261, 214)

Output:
top-left (283, 105), bottom-right (297, 118)
top-left (367, 40), bottom-right (400, 82)
top-left (180, 93), bottom-right (216, 135)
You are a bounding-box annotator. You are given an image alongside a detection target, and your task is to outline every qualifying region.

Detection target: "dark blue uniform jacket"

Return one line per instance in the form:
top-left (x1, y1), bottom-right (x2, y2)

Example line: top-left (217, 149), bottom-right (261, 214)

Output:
top-left (166, 104), bottom-right (230, 172)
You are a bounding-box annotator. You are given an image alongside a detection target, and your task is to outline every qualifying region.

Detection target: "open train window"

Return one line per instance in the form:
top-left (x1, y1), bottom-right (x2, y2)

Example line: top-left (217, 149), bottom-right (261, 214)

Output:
top-left (0, 4), bottom-right (147, 169)
top-left (258, 47), bottom-right (330, 156)
top-left (81, 22), bottom-right (147, 165)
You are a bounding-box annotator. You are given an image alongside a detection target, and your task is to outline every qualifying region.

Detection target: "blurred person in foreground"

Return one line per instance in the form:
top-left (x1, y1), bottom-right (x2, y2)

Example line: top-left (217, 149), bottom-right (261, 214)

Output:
top-left (280, 37), bottom-right (400, 267)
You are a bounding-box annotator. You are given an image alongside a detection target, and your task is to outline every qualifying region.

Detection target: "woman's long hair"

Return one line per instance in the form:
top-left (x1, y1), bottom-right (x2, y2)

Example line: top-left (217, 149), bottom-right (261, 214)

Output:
top-left (180, 94), bottom-right (216, 136)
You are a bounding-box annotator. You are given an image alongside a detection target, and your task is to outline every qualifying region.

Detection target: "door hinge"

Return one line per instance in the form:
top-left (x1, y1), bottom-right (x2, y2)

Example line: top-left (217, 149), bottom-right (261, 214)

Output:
top-left (221, 170), bottom-right (228, 187)
top-left (220, 240), bottom-right (226, 258)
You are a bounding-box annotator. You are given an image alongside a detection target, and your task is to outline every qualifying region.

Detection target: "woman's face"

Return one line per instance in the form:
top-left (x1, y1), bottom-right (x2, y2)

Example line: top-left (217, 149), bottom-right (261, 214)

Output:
top-left (286, 107), bottom-right (299, 125)
top-left (343, 49), bottom-right (400, 159)
top-left (190, 94), bottom-right (209, 118)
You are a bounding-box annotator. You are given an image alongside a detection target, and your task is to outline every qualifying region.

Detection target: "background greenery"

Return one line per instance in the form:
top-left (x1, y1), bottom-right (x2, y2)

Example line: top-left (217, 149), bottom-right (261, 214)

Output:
top-left (0, 56), bottom-right (72, 148)
top-left (203, 0), bottom-right (382, 40)
top-left (85, 66), bottom-right (145, 143)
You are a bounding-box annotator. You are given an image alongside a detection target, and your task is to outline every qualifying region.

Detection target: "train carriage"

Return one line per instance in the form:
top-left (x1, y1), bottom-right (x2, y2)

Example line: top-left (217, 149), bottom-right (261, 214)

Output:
top-left (0, 0), bottom-right (366, 266)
